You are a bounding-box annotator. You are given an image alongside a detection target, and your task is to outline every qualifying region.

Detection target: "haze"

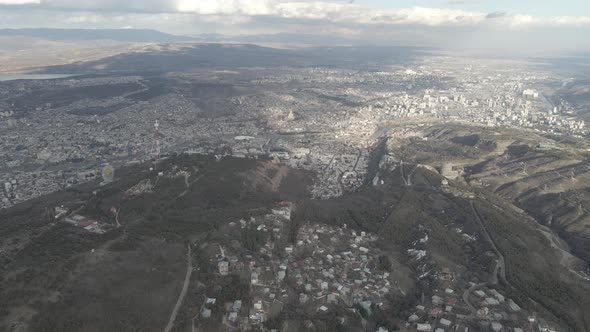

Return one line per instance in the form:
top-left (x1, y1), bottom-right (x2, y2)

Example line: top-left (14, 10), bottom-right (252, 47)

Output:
top-left (0, 0), bottom-right (589, 55)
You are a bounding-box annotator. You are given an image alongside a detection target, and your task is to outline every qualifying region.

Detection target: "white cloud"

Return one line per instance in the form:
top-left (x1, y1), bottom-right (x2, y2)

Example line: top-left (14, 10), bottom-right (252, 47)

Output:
top-left (176, 0), bottom-right (276, 16)
top-left (33, 0), bottom-right (177, 12)
top-left (538, 15), bottom-right (590, 26)
top-left (171, 1), bottom-right (590, 28)
top-left (1, 0), bottom-right (590, 30)
top-left (359, 7), bottom-right (485, 26)
top-left (172, 1), bottom-right (485, 26)
top-left (0, 0), bottom-right (39, 4)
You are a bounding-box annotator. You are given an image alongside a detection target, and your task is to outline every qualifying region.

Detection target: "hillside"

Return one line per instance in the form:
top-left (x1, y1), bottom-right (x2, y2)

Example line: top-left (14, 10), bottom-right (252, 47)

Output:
top-left (1, 147), bottom-right (590, 331)
top-left (0, 154), bottom-right (312, 331)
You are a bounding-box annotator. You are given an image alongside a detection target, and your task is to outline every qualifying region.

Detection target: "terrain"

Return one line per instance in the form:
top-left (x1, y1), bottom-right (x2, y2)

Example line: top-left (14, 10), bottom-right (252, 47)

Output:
top-left (2, 139), bottom-right (590, 331)
top-left (1, 31), bottom-right (590, 332)
top-left (0, 154), bottom-right (312, 332)
top-left (553, 78), bottom-right (590, 123)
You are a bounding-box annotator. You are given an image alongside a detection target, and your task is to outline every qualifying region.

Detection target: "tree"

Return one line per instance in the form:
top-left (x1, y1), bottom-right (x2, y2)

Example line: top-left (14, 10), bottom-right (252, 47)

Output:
top-left (377, 255), bottom-right (392, 272)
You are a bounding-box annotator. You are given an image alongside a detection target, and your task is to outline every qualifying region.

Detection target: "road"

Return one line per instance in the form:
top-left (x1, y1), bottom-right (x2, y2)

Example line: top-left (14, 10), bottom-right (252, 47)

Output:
top-left (462, 201), bottom-right (507, 316)
top-left (470, 201), bottom-right (506, 283)
top-left (164, 243), bottom-right (193, 332)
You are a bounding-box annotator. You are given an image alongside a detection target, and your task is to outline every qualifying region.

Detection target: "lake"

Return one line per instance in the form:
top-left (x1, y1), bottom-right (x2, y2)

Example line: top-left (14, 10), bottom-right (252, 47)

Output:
top-left (0, 74), bottom-right (76, 81)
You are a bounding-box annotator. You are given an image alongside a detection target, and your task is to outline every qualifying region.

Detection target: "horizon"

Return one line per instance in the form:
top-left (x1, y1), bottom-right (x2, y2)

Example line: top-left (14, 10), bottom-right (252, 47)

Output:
top-left (0, 0), bottom-right (589, 55)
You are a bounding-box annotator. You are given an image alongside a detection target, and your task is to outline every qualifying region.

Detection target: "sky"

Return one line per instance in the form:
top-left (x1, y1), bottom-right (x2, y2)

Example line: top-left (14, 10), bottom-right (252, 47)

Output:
top-left (363, 0), bottom-right (590, 17)
top-left (0, 0), bottom-right (589, 55)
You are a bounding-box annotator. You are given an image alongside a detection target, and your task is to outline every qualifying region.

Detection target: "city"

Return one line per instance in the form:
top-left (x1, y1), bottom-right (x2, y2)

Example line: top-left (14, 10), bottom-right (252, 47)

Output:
top-left (1, 1), bottom-right (590, 331)
top-left (0, 58), bottom-right (586, 208)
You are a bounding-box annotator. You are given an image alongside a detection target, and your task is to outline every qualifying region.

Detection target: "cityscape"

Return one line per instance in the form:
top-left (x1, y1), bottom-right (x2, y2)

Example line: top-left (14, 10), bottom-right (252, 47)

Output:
top-left (1, 59), bottom-right (586, 208)
top-left (1, 1), bottom-right (590, 332)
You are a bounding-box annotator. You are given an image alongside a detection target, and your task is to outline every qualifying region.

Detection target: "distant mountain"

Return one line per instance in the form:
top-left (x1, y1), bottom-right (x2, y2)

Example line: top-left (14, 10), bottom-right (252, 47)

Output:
top-left (0, 29), bottom-right (402, 47)
top-left (39, 43), bottom-right (433, 74)
top-left (193, 32), bottom-right (361, 46)
top-left (0, 28), bottom-right (194, 43)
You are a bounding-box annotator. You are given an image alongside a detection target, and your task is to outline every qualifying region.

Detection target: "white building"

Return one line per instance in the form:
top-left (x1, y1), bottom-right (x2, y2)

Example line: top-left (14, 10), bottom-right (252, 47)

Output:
top-left (417, 324), bottom-right (432, 331)
top-left (218, 261), bottom-right (229, 276)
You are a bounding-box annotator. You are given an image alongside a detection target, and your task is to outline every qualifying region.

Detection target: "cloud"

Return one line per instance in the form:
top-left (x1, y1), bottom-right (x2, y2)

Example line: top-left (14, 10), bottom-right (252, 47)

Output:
top-left (1, 0), bottom-right (590, 32)
top-left (0, 1), bottom-right (588, 54)
top-left (172, 1), bottom-right (481, 26)
top-left (176, 0), bottom-right (275, 15)
top-left (363, 7), bottom-right (484, 26)
top-left (43, 0), bottom-right (177, 12)
top-left (0, 0), bottom-right (39, 4)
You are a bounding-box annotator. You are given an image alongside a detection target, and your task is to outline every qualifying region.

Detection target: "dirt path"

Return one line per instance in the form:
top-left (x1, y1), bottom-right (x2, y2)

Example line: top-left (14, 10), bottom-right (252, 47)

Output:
top-left (178, 172), bottom-right (191, 197)
top-left (164, 243), bottom-right (193, 332)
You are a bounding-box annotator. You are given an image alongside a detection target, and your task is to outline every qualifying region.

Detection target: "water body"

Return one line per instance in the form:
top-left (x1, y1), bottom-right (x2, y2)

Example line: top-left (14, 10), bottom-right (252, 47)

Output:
top-left (0, 74), bottom-right (76, 81)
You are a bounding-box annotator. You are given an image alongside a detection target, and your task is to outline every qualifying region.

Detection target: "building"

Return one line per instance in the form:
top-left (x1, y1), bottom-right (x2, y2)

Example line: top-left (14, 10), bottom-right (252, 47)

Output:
top-left (232, 300), bottom-right (242, 312)
top-left (440, 318), bottom-right (452, 328)
top-left (234, 136), bottom-right (255, 142)
top-left (474, 290), bottom-right (486, 298)
top-left (491, 322), bottom-right (502, 332)
top-left (508, 299), bottom-right (521, 312)
top-left (417, 324), bottom-right (432, 331)
top-left (219, 261), bottom-right (229, 276)
top-left (485, 297), bottom-right (500, 306)
top-left (65, 214), bottom-right (85, 225)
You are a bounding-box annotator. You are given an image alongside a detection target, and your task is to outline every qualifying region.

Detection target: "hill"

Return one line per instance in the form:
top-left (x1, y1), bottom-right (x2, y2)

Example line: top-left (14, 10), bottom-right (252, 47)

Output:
top-left (0, 28), bottom-right (193, 43)
top-left (1, 148), bottom-right (590, 331)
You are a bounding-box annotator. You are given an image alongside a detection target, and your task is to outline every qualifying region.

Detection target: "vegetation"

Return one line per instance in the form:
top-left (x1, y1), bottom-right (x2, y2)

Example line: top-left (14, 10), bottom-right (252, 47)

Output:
top-left (475, 200), bottom-right (590, 332)
top-left (241, 223), bottom-right (266, 252)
